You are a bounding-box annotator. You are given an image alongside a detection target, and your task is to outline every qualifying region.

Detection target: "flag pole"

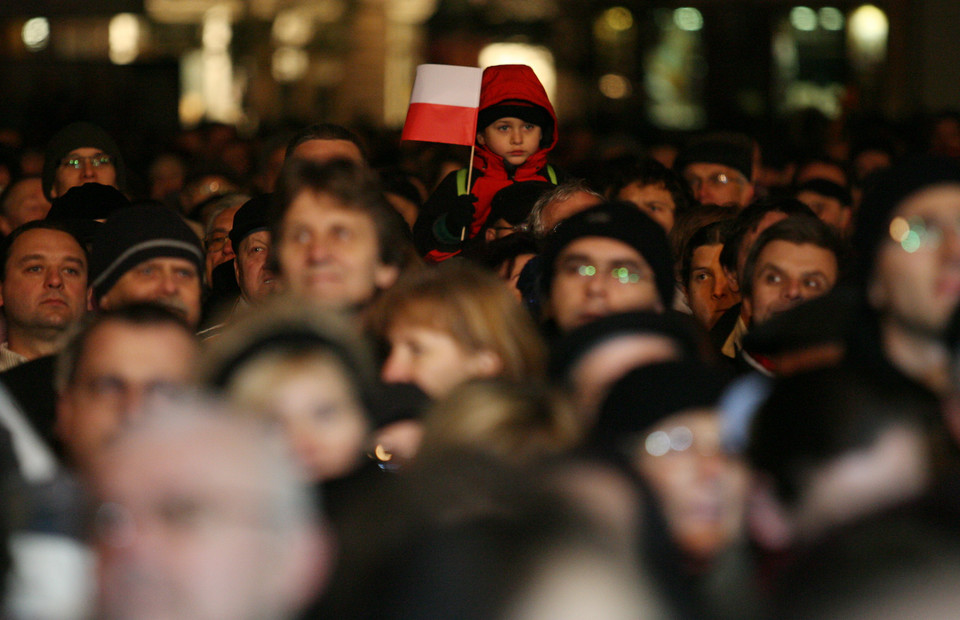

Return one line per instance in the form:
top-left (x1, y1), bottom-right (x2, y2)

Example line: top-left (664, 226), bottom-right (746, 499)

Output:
top-left (461, 142), bottom-right (476, 241)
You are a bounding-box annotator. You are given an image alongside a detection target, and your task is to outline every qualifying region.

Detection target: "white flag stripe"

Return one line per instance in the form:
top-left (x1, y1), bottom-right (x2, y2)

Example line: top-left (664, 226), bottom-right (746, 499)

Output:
top-left (409, 64), bottom-right (483, 108)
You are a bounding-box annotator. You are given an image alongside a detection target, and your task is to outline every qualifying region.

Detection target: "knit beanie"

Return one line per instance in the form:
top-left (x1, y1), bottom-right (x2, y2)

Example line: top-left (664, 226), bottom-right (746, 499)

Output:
top-left (488, 181), bottom-right (552, 227)
top-left (42, 122), bottom-right (126, 200)
top-left (592, 360), bottom-right (729, 451)
top-left (548, 310), bottom-right (703, 383)
top-left (539, 201), bottom-right (675, 308)
top-left (795, 178), bottom-right (852, 207)
top-left (46, 182), bottom-right (130, 222)
top-left (477, 100), bottom-right (554, 148)
top-left (90, 205), bottom-right (203, 301)
top-left (852, 155), bottom-right (960, 286)
top-left (229, 194), bottom-right (272, 248)
top-left (674, 133), bottom-right (753, 181)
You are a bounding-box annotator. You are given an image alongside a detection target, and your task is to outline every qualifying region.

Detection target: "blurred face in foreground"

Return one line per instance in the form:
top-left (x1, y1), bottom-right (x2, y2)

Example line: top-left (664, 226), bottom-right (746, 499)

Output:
top-left (381, 322), bottom-right (502, 399)
top-left (56, 320), bottom-right (198, 474)
top-left (869, 184), bottom-right (960, 338)
top-left (632, 409), bottom-right (749, 564)
top-left (277, 190), bottom-right (398, 310)
top-left (93, 414), bottom-right (324, 620)
top-left (230, 354), bottom-right (370, 482)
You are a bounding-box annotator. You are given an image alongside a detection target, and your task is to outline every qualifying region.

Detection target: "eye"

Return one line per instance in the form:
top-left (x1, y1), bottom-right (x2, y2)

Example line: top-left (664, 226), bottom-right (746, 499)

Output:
top-left (63, 267), bottom-right (81, 276)
top-left (330, 225), bottom-right (353, 240)
top-left (523, 123), bottom-right (536, 131)
top-left (695, 272), bottom-right (710, 282)
top-left (175, 268), bottom-right (197, 279)
top-left (803, 277), bottom-right (824, 290)
top-left (25, 264), bottom-right (43, 273)
top-left (137, 265), bottom-right (156, 276)
top-left (763, 272), bottom-right (781, 284)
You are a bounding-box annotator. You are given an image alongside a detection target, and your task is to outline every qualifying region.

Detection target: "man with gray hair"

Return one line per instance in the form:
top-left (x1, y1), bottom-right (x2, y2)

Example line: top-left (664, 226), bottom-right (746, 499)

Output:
top-left (92, 392), bottom-right (331, 620)
top-left (525, 179), bottom-right (602, 238)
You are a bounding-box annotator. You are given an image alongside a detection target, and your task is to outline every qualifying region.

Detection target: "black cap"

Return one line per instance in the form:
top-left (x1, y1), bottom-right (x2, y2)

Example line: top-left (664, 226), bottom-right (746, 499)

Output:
top-left (540, 201), bottom-right (675, 308)
top-left (593, 360), bottom-right (729, 450)
top-left (229, 194), bottom-right (273, 249)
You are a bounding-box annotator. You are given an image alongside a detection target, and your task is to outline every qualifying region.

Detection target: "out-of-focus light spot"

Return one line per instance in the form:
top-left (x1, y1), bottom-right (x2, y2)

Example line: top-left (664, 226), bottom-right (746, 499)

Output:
top-left (603, 7), bottom-right (634, 32)
top-left (202, 9), bottom-right (232, 51)
top-left (272, 47), bottom-right (309, 82)
top-left (673, 7), bottom-right (703, 32)
top-left (109, 13), bottom-right (141, 65)
top-left (819, 7), bottom-right (845, 31)
top-left (22, 17), bottom-right (50, 52)
top-left (315, 0), bottom-right (346, 23)
top-left (385, 0), bottom-right (437, 24)
top-left (790, 6), bottom-right (818, 31)
top-left (479, 43), bottom-right (556, 103)
top-left (646, 431), bottom-right (671, 456)
top-left (849, 4), bottom-right (888, 44)
top-left (848, 4), bottom-right (888, 67)
top-left (272, 9), bottom-right (314, 46)
top-left (599, 74), bottom-right (631, 99)
top-left (889, 217), bottom-right (910, 243)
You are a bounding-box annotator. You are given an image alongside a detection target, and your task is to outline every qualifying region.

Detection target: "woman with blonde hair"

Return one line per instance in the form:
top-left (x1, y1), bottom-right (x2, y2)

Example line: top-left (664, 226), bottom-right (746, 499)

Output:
top-left (370, 260), bottom-right (546, 399)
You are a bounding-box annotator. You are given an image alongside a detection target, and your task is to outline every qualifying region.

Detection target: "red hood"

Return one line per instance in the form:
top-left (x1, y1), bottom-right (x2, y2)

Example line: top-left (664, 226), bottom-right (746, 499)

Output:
top-left (474, 64), bottom-right (558, 172)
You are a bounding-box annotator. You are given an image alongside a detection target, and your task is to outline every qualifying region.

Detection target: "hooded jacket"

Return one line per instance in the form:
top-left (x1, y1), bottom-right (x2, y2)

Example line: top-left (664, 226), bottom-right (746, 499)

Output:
top-left (413, 65), bottom-right (560, 262)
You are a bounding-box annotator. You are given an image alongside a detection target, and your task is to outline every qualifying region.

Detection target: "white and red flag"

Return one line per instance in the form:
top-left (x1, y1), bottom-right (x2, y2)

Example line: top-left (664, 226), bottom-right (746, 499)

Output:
top-left (401, 64), bottom-right (483, 146)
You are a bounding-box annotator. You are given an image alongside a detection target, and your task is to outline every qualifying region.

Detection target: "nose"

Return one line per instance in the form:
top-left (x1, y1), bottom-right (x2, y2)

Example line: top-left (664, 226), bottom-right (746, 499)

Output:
top-left (381, 349), bottom-right (412, 384)
top-left (509, 127), bottom-right (523, 144)
top-left (782, 278), bottom-right (802, 301)
top-left (81, 158), bottom-right (96, 180)
top-left (222, 238), bottom-right (235, 261)
top-left (45, 267), bottom-right (63, 289)
top-left (584, 272), bottom-right (609, 297)
top-left (157, 270), bottom-right (179, 296)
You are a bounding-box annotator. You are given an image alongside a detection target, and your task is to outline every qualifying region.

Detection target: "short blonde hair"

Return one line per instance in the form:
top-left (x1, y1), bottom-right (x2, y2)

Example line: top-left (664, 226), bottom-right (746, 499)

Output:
top-left (418, 379), bottom-right (581, 466)
top-left (369, 261), bottom-right (546, 383)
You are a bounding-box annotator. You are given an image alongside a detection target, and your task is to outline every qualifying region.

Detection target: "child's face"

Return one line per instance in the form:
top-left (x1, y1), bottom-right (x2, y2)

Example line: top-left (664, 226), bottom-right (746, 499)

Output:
top-left (477, 117), bottom-right (543, 166)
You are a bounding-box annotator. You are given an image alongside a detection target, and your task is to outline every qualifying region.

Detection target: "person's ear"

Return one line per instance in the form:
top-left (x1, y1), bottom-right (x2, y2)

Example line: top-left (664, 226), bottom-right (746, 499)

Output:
top-left (476, 132), bottom-right (486, 146)
top-left (86, 287), bottom-right (97, 312)
top-left (468, 349), bottom-right (503, 378)
top-left (723, 265), bottom-right (740, 294)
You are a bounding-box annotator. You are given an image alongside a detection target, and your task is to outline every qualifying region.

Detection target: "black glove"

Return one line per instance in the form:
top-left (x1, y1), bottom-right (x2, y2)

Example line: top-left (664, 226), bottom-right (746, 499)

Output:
top-left (443, 193), bottom-right (478, 239)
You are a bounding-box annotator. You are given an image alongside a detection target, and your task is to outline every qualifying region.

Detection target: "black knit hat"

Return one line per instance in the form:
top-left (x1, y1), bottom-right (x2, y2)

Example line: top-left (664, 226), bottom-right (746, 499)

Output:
top-left (539, 201), bottom-right (675, 308)
top-left (90, 205), bottom-right (203, 301)
top-left (674, 133), bottom-right (753, 181)
top-left (593, 360), bottom-right (729, 450)
top-left (488, 181), bottom-right (552, 227)
top-left (795, 178), bottom-right (852, 207)
top-left (46, 182), bottom-right (130, 222)
top-left (42, 122), bottom-right (126, 200)
top-left (229, 194), bottom-right (272, 248)
top-left (477, 100), bottom-right (554, 148)
top-left (549, 310), bottom-right (704, 383)
top-left (852, 155), bottom-right (960, 286)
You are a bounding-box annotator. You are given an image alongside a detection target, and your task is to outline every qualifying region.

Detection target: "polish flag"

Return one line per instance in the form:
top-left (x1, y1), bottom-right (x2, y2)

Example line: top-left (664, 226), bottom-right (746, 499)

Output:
top-left (402, 64), bottom-right (483, 146)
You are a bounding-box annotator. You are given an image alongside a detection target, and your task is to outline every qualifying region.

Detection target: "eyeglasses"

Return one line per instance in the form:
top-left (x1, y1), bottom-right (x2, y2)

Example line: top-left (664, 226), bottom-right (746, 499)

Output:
top-left (644, 425), bottom-right (720, 458)
top-left (888, 215), bottom-right (960, 253)
top-left (204, 234), bottom-right (230, 252)
top-left (60, 154), bottom-right (113, 169)
top-left (684, 171), bottom-right (744, 192)
top-left (563, 263), bottom-right (652, 285)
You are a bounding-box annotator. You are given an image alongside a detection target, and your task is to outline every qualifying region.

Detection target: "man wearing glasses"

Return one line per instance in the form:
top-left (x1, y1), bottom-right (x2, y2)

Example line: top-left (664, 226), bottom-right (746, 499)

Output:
top-left (539, 201), bottom-right (675, 334)
top-left (41, 122), bottom-right (126, 200)
top-left (674, 132), bottom-right (755, 209)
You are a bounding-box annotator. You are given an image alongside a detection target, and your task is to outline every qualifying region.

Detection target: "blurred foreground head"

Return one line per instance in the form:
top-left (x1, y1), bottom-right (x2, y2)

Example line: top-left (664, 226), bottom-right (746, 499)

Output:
top-left (92, 392), bottom-right (329, 620)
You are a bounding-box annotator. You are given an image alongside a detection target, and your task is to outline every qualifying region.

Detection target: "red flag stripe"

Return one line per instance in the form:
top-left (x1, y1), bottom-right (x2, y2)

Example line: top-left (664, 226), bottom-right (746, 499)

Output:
top-left (401, 102), bottom-right (479, 146)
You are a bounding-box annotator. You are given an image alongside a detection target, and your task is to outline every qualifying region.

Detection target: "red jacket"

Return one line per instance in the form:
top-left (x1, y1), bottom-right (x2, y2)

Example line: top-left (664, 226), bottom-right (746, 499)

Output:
top-left (414, 65), bottom-right (559, 262)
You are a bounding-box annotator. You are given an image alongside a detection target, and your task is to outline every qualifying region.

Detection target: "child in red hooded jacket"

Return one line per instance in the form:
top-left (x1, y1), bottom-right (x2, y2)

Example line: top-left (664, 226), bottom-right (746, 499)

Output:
top-left (413, 65), bottom-right (562, 263)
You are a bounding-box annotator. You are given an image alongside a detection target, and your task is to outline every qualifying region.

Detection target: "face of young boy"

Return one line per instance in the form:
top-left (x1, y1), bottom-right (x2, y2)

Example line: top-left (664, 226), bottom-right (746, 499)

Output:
top-left (477, 117), bottom-right (542, 167)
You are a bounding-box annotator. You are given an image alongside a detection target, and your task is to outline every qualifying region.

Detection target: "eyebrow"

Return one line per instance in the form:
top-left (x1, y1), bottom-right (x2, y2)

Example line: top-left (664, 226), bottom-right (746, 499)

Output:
top-left (17, 254), bottom-right (86, 266)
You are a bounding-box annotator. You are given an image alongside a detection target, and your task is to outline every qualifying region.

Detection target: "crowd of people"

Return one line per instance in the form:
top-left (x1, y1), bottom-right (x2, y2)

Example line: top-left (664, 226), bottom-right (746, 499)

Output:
top-left (0, 62), bottom-right (959, 619)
